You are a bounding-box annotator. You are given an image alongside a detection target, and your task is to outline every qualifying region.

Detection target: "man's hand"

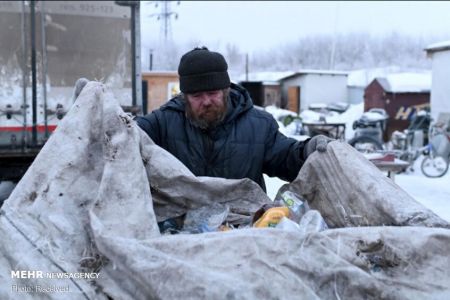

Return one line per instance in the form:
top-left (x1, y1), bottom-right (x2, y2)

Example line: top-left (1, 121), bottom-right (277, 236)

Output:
top-left (304, 135), bottom-right (334, 158)
top-left (73, 78), bottom-right (89, 101)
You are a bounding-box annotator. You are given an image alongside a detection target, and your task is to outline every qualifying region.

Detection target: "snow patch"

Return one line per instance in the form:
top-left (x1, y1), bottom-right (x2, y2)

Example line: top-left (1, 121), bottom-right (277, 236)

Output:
top-left (425, 40), bottom-right (450, 52)
top-left (383, 72), bottom-right (431, 93)
top-left (347, 66), bottom-right (402, 87)
top-left (347, 67), bottom-right (431, 93)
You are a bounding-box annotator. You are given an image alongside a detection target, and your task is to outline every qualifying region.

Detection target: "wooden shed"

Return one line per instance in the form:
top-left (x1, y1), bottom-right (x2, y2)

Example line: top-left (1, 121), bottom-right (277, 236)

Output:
top-left (235, 71), bottom-right (294, 108)
top-left (238, 81), bottom-right (281, 107)
top-left (364, 73), bottom-right (431, 140)
top-left (142, 71), bottom-right (179, 112)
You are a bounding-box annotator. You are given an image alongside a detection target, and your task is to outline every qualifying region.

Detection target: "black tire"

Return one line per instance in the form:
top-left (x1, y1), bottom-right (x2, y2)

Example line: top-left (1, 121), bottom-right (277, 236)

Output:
top-left (0, 181), bottom-right (17, 207)
top-left (348, 136), bottom-right (383, 152)
top-left (420, 156), bottom-right (449, 178)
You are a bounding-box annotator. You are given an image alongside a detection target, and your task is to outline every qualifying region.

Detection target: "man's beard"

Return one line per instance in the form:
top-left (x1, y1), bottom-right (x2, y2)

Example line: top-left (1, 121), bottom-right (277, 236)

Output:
top-left (185, 91), bottom-right (229, 130)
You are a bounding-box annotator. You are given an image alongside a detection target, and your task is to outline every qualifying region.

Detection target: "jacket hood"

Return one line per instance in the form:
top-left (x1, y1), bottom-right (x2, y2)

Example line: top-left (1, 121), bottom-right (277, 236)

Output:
top-left (226, 83), bottom-right (254, 122)
top-left (161, 83), bottom-right (254, 123)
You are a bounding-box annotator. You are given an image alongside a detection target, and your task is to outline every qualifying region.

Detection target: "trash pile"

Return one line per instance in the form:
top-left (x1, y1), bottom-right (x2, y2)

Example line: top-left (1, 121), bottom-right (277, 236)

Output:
top-left (160, 191), bottom-right (328, 235)
top-left (1, 82), bottom-right (449, 300)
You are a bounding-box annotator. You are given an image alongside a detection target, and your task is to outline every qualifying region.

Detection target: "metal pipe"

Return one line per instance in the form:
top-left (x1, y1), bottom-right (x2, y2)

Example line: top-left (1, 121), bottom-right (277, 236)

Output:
top-left (115, 0), bottom-right (141, 111)
top-left (131, 3), bottom-right (136, 106)
top-left (134, 2), bottom-right (142, 111)
top-left (30, 0), bottom-right (38, 146)
top-left (20, 0), bottom-right (28, 149)
top-left (40, 1), bottom-right (49, 139)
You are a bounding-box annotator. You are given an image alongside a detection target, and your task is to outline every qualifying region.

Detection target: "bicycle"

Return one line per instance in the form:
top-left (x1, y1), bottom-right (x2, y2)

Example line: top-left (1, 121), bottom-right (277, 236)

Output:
top-left (420, 123), bottom-right (450, 178)
top-left (389, 110), bottom-right (431, 172)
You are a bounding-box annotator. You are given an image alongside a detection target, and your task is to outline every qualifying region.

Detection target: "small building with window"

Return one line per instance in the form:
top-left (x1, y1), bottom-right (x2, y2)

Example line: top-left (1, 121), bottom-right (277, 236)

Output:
top-left (237, 71), bottom-right (293, 108)
top-left (236, 70), bottom-right (348, 113)
top-left (279, 70), bottom-right (348, 113)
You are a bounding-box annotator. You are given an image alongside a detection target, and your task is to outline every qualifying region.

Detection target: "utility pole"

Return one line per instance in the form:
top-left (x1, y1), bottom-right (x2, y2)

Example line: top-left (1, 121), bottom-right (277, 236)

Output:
top-left (149, 49), bottom-right (153, 70)
top-left (329, 1), bottom-right (340, 70)
top-left (148, 1), bottom-right (179, 42)
top-left (245, 53), bottom-right (249, 81)
top-left (30, 0), bottom-right (37, 146)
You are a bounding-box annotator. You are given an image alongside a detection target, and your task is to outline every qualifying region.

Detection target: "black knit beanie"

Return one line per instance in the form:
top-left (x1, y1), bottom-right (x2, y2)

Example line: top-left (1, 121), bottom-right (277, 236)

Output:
top-left (178, 47), bottom-right (231, 93)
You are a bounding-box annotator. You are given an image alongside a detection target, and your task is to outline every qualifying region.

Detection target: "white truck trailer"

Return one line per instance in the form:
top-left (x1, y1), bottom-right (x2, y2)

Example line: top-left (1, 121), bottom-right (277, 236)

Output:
top-left (0, 0), bottom-right (142, 183)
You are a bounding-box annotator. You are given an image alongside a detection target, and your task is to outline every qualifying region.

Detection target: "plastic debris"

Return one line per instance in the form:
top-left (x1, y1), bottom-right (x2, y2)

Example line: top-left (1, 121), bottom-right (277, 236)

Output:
top-left (253, 207), bottom-right (290, 228)
top-left (182, 203), bottom-right (229, 234)
top-left (277, 190), bottom-right (310, 222)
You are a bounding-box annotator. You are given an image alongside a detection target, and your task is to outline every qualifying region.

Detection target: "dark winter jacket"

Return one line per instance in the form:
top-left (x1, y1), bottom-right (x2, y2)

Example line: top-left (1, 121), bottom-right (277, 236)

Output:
top-left (136, 83), bottom-right (307, 191)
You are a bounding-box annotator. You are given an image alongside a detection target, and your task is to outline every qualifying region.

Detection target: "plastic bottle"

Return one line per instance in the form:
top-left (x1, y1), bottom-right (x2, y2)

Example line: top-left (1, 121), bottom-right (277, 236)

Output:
top-left (278, 191), bottom-right (310, 223)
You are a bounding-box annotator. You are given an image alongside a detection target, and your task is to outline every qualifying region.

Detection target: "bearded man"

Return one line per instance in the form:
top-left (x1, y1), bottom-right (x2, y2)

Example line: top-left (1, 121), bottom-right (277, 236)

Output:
top-left (136, 47), bottom-right (330, 191)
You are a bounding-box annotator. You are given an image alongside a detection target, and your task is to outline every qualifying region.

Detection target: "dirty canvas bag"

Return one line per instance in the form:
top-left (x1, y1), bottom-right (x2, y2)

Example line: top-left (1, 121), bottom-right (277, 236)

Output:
top-left (1, 82), bottom-right (449, 300)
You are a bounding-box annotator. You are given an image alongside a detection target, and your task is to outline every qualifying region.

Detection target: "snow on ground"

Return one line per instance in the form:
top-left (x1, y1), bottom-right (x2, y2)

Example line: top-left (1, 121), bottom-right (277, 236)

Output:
top-left (264, 105), bottom-right (297, 121)
top-left (268, 103), bottom-right (365, 141)
top-left (266, 106), bottom-right (450, 223)
top-left (395, 156), bottom-right (450, 222)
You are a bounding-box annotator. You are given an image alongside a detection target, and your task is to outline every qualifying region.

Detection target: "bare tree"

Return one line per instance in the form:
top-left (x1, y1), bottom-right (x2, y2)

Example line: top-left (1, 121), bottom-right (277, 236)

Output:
top-left (142, 32), bottom-right (442, 72)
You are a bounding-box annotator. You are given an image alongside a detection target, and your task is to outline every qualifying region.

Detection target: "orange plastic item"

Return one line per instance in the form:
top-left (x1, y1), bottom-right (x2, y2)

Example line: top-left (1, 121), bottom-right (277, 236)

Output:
top-left (219, 224), bottom-right (231, 231)
top-left (253, 207), bottom-right (290, 228)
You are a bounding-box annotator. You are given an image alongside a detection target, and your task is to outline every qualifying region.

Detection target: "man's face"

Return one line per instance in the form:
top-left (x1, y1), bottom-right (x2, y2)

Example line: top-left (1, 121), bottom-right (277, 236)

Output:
top-left (185, 89), bottom-right (228, 129)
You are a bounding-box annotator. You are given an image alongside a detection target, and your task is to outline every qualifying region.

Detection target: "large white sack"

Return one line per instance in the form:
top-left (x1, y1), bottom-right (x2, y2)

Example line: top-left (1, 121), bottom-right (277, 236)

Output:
top-left (280, 141), bottom-right (449, 228)
top-left (0, 82), bottom-right (448, 300)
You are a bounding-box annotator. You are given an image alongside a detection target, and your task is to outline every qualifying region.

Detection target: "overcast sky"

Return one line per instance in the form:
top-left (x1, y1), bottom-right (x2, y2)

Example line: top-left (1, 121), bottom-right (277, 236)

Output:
top-left (141, 1), bottom-right (450, 53)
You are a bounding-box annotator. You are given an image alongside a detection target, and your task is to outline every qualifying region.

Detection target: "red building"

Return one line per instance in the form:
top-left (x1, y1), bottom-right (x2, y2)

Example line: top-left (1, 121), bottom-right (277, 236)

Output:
top-left (364, 73), bottom-right (431, 140)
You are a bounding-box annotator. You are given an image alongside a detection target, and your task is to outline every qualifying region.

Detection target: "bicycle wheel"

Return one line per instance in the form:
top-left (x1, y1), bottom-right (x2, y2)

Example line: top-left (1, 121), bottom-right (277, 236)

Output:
top-left (348, 136), bottom-right (383, 152)
top-left (420, 155), bottom-right (449, 178)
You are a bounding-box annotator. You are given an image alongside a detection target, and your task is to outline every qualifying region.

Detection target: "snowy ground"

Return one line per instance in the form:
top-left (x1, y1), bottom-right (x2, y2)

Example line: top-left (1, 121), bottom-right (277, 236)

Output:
top-left (395, 156), bottom-right (450, 222)
top-left (265, 105), bottom-right (450, 223)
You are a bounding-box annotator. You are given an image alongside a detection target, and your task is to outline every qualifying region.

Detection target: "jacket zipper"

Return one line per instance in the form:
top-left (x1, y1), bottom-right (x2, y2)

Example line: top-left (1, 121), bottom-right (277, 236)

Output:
top-left (202, 129), bottom-right (214, 175)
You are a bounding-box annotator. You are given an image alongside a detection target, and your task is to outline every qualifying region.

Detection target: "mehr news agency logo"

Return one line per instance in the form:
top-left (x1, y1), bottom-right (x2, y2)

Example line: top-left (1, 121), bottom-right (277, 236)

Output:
top-left (10, 270), bottom-right (100, 293)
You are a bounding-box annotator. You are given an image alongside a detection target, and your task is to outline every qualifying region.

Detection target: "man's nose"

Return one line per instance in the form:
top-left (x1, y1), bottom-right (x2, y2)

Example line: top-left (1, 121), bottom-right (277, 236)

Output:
top-left (201, 95), bottom-right (212, 106)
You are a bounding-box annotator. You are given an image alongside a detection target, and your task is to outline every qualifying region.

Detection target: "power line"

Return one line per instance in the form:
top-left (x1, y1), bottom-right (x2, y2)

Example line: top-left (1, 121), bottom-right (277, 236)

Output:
top-left (147, 1), bottom-right (180, 41)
